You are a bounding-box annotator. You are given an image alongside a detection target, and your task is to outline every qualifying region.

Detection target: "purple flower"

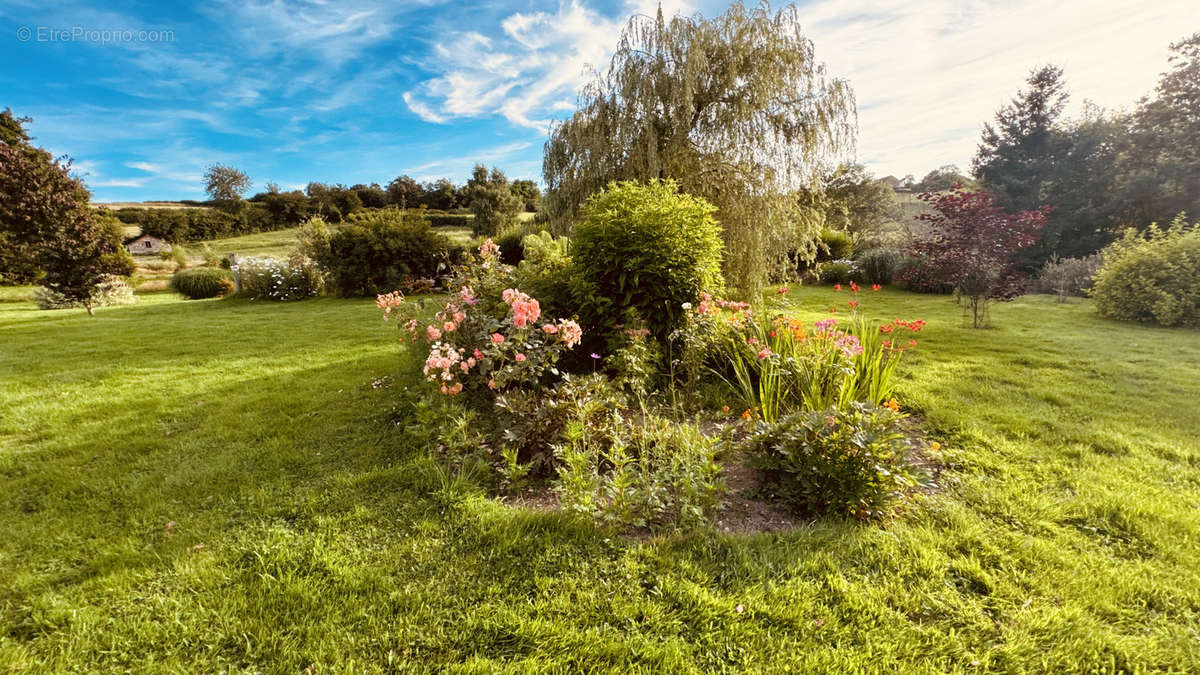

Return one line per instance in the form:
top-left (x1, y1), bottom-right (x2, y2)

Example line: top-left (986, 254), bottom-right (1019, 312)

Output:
top-left (590, 353), bottom-right (601, 360)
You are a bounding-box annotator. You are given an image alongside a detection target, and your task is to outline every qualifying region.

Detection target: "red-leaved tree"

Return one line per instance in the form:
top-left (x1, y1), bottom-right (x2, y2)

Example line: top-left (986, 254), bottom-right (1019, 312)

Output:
top-left (900, 186), bottom-right (1050, 327)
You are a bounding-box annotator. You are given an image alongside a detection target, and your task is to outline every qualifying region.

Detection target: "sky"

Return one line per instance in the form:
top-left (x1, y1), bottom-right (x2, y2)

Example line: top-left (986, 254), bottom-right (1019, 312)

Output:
top-left (0, 0), bottom-right (1194, 202)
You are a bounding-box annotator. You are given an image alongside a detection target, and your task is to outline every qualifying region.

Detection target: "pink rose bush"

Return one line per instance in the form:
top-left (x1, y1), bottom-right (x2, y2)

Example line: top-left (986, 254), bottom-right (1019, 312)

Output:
top-left (379, 239), bottom-right (583, 397)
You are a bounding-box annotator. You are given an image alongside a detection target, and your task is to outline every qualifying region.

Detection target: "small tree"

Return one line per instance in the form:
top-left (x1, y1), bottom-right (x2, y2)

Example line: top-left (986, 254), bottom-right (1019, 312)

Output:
top-left (203, 164), bottom-right (252, 202)
top-left (903, 187), bottom-right (1049, 327)
top-left (0, 143), bottom-right (130, 314)
top-left (466, 165), bottom-right (521, 236)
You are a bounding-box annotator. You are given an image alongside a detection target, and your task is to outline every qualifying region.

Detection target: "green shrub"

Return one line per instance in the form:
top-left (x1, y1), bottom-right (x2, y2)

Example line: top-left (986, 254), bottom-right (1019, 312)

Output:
top-left (819, 261), bottom-right (857, 284)
top-left (495, 228), bottom-right (527, 266)
top-left (308, 208), bottom-right (451, 296)
top-left (170, 267), bottom-right (234, 299)
top-left (161, 243), bottom-right (188, 270)
top-left (856, 247), bottom-right (902, 285)
top-left (425, 212), bottom-right (474, 229)
top-left (818, 228), bottom-right (855, 261)
top-left (234, 254), bottom-right (323, 301)
top-left (570, 180), bottom-right (724, 345)
top-left (555, 405), bottom-right (724, 530)
top-left (1035, 254), bottom-right (1102, 302)
top-left (33, 275), bottom-right (135, 310)
top-left (895, 253), bottom-right (955, 294)
top-left (515, 231), bottom-right (573, 318)
top-left (1090, 216), bottom-right (1200, 326)
top-left (745, 402), bottom-right (917, 519)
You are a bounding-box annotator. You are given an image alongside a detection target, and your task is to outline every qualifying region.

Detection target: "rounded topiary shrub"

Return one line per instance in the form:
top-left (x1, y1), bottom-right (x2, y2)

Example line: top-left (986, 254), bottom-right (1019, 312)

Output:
top-left (570, 180), bottom-right (724, 344)
top-left (1091, 216), bottom-right (1200, 326)
top-left (170, 267), bottom-right (234, 299)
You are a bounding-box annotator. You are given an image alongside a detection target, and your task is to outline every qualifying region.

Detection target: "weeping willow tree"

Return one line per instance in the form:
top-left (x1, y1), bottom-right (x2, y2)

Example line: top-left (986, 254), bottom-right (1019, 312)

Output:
top-left (542, 2), bottom-right (856, 295)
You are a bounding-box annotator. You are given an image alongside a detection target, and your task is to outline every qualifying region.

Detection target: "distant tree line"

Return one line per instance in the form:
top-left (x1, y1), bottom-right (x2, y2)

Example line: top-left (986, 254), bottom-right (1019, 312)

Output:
top-left (106, 164), bottom-right (542, 244)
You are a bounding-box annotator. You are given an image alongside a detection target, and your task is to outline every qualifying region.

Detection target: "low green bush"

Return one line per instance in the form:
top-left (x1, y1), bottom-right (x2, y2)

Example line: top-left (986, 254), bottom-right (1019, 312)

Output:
top-left (744, 402), bottom-right (917, 519)
top-left (557, 414), bottom-right (724, 530)
top-left (856, 247), bottom-right (902, 285)
top-left (570, 180), bottom-right (724, 346)
top-left (1090, 216), bottom-right (1200, 326)
top-left (818, 228), bottom-right (855, 261)
top-left (306, 209), bottom-right (451, 296)
top-left (819, 261), bottom-right (857, 284)
top-left (1035, 254), bottom-right (1102, 302)
top-left (33, 275), bottom-right (135, 310)
top-left (426, 212), bottom-right (474, 229)
top-left (170, 267), bottom-right (234, 299)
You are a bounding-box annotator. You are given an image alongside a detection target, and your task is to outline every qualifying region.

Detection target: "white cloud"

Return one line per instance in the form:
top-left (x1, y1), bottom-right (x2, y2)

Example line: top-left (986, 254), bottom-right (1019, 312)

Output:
top-left (402, 0), bottom-right (1192, 179)
top-left (403, 0), bottom-right (677, 130)
top-left (800, 0), bottom-right (1196, 177)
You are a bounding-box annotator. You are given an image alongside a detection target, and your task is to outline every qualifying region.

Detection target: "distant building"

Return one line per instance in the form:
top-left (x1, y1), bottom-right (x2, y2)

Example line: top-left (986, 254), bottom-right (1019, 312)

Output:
top-left (124, 234), bottom-right (170, 255)
top-left (879, 175), bottom-right (902, 189)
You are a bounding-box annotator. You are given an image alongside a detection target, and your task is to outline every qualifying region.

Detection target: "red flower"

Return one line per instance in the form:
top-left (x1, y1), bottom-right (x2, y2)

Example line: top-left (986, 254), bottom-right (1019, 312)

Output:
top-left (850, 282), bottom-right (860, 293)
top-left (848, 300), bottom-right (858, 309)
top-left (871, 284), bottom-right (881, 292)
top-left (833, 284), bottom-right (842, 291)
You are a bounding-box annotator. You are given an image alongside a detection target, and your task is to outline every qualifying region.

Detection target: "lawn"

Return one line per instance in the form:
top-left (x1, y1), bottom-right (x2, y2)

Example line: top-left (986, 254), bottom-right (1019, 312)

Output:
top-left (2, 288), bottom-right (1199, 671)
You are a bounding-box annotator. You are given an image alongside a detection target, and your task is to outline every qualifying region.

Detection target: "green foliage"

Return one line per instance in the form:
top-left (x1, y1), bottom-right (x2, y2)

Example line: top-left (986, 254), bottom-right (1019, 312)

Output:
top-left (570, 180), bottom-right (724, 346)
top-left (555, 411), bottom-right (724, 530)
top-left (1091, 215), bottom-right (1200, 326)
top-left (425, 212), bottom-right (474, 229)
top-left (856, 247), bottom-right (903, 285)
top-left (542, 2), bottom-right (856, 295)
top-left (744, 402), bottom-right (917, 519)
top-left (0, 141), bottom-right (129, 314)
top-left (815, 163), bottom-right (900, 239)
top-left (817, 228), bottom-right (855, 262)
top-left (819, 261), bottom-right (856, 285)
top-left (466, 165), bottom-right (521, 237)
top-left (514, 231), bottom-right (573, 317)
top-left (32, 275), bottom-right (135, 310)
top-left (113, 206), bottom-right (273, 242)
top-left (234, 255), bottom-right (323, 301)
top-left (161, 243), bottom-right (189, 270)
top-left (308, 209), bottom-right (451, 296)
top-left (711, 305), bottom-right (917, 423)
top-left (170, 267), bottom-right (235, 299)
top-left (1035, 254), bottom-right (1102, 302)
top-left (203, 164), bottom-right (251, 202)
top-left (494, 228), bottom-right (527, 266)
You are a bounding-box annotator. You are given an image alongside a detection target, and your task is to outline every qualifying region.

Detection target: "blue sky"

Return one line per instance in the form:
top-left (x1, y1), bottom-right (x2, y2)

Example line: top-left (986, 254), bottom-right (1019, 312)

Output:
top-left (1, 0), bottom-right (1193, 202)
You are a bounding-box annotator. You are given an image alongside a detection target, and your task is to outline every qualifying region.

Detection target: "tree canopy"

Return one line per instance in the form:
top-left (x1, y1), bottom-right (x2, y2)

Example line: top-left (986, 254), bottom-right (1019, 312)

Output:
top-left (542, 2), bottom-right (856, 295)
top-left (203, 164), bottom-right (252, 202)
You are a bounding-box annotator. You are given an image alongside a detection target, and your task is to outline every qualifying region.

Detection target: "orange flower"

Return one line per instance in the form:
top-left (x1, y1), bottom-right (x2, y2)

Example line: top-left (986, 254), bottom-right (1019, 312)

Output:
top-left (930, 441), bottom-right (942, 452)
top-left (741, 409), bottom-right (752, 420)
top-left (885, 398), bottom-right (899, 412)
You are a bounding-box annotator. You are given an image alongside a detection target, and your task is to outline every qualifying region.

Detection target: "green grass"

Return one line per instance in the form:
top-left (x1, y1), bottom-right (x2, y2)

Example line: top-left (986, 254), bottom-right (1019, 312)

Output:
top-left (3, 288), bottom-right (1200, 671)
top-left (201, 228), bottom-right (310, 260)
top-left (201, 224), bottom-right (479, 263)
